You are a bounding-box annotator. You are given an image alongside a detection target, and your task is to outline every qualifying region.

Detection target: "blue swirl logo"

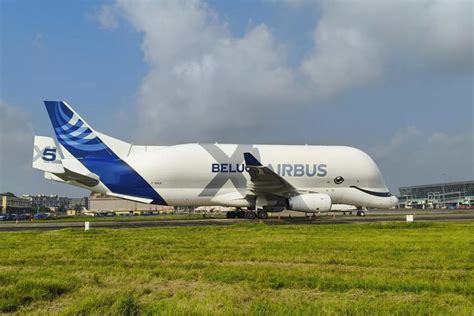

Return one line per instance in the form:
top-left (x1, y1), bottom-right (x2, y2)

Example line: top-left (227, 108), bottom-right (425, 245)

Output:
top-left (52, 103), bottom-right (107, 152)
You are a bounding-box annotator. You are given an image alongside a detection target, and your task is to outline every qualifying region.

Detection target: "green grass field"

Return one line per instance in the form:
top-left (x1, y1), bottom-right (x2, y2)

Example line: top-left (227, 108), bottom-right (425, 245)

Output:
top-left (0, 214), bottom-right (225, 224)
top-left (0, 222), bottom-right (472, 315)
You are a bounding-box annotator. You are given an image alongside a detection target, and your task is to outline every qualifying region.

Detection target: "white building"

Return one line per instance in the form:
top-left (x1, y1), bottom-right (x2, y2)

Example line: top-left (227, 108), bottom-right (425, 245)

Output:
top-left (1, 193), bottom-right (32, 214)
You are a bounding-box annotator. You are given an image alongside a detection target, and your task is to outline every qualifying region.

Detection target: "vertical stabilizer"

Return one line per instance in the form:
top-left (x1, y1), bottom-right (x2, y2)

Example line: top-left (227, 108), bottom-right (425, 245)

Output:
top-left (42, 101), bottom-right (167, 205)
top-left (44, 101), bottom-right (115, 159)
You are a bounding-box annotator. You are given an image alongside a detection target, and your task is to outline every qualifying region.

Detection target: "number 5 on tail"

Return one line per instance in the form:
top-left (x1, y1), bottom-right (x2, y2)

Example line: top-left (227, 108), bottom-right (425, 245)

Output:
top-left (42, 148), bottom-right (57, 161)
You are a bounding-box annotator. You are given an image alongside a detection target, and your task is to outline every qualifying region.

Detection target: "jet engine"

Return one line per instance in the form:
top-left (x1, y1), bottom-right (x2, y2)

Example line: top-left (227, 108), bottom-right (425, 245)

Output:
top-left (286, 193), bottom-right (332, 212)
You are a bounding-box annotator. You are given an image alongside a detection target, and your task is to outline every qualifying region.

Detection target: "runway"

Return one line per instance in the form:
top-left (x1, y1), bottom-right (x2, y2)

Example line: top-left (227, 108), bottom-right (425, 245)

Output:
top-left (1, 212), bottom-right (473, 232)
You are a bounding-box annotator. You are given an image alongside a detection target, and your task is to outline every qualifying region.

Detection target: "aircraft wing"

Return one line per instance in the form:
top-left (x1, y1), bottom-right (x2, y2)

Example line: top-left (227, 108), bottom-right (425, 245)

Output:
top-left (243, 152), bottom-right (299, 198)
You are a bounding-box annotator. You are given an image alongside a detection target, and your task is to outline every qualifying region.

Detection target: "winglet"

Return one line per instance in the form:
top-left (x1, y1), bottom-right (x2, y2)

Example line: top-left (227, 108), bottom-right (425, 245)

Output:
top-left (244, 152), bottom-right (262, 167)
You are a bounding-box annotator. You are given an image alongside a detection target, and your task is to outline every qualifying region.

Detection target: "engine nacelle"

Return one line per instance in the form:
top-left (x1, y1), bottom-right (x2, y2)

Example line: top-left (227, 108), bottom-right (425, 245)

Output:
top-left (286, 193), bottom-right (332, 212)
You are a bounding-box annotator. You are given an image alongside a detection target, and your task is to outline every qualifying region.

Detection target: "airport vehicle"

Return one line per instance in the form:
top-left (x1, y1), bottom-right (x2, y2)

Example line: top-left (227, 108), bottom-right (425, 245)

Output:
top-left (33, 101), bottom-right (398, 219)
top-left (33, 213), bottom-right (51, 220)
top-left (330, 204), bottom-right (365, 216)
top-left (5, 214), bottom-right (17, 221)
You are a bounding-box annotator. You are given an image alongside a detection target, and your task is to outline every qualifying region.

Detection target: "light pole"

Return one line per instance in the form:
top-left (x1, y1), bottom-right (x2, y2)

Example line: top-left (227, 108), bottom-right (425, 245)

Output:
top-left (441, 173), bottom-right (446, 208)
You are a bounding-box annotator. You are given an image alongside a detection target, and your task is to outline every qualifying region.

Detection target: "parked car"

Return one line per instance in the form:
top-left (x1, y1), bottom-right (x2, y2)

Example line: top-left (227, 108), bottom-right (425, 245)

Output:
top-left (34, 213), bottom-right (51, 220)
top-left (17, 214), bottom-right (31, 220)
top-left (6, 214), bottom-right (17, 221)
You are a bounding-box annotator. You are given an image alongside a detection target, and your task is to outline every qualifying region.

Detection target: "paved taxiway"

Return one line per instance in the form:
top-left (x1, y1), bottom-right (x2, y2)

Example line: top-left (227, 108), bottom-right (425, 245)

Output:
top-left (1, 212), bottom-right (473, 231)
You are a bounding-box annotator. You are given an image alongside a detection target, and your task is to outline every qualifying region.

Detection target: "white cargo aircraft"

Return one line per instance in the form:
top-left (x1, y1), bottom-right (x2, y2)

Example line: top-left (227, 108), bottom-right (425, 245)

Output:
top-left (33, 101), bottom-right (398, 219)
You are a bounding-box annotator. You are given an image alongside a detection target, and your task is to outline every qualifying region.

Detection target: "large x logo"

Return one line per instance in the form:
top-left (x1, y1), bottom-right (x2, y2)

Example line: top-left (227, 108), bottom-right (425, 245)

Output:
top-left (32, 145), bottom-right (44, 163)
top-left (198, 144), bottom-right (260, 197)
top-left (33, 145), bottom-right (60, 163)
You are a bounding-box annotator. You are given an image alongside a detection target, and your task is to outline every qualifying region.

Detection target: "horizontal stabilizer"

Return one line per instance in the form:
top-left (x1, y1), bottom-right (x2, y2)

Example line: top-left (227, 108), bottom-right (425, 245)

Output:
top-left (44, 172), bottom-right (66, 183)
top-left (32, 136), bottom-right (65, 174)
top-left (61, 168), bottom-right (100, 187)
top-left (106, 192), bottom-right (153, 204)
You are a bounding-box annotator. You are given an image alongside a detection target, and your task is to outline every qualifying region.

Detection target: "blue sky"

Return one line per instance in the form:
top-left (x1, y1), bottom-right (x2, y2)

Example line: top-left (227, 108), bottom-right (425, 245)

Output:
top-left (1, 0), bottom-right (144, 134)
top-left (0, 0), bottom-right (473, 197)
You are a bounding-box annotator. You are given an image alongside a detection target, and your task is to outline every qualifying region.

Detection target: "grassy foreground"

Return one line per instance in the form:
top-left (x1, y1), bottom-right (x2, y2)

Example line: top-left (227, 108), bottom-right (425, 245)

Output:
top-left (0, 222), bottom-right (472, 315)
top-left (0, 214), bottom-right (224, 224)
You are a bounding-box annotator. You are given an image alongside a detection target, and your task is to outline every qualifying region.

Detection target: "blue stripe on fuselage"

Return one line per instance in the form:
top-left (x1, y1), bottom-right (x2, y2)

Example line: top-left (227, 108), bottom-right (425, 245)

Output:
top-left (79, 157), bottom-right (167, 205)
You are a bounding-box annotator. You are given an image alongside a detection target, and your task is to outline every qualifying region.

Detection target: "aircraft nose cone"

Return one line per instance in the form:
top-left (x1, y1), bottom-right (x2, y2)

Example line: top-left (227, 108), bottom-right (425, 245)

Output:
top-left (390, 196), bottom-right (399, 208)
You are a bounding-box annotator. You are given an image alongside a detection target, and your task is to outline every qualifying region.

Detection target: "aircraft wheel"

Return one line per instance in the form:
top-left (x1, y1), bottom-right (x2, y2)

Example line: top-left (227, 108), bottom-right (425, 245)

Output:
top-left (247, 211), bottom-right (257, 220)
top-left (226, 211), bottom-right (236, 219)
top-left (257, 211), bottom-right (268, 220)
top-left (357, 210), bottom-right (365, 217)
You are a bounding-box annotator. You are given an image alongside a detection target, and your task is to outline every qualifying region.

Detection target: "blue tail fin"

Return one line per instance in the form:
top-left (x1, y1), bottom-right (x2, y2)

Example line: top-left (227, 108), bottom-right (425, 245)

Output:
top-left (44, 101), bottom-right (167, 205)
top-left (44, 101), bottom-right (114, 159)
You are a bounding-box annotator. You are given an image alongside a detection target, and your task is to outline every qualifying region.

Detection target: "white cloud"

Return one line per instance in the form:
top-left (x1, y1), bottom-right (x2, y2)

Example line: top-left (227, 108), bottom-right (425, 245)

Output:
top-left (301, 23), bottom-right (382, 97)
top-left (112, 0), bottom-right (304, 143)
top-left (97, 0), bottom-right (473, 143)
top-left (367, 127), bottom-right (474, 190)
top-left (414, 130), bottom-right (474, 168)
top-left (271, 0), bottom-right (311, 8)
top-left (96, 5), bottom-right (119, 29)
top-left (422, 1), bottom-right (473, 71)
top-left (367, 127), bottom-right (421, 160)
top-left (0, 101), bottom-right (89, 196)
top-left (302, 0), bottom-right (473, 96)
top-left (0, 101), bottom-right (34, 193)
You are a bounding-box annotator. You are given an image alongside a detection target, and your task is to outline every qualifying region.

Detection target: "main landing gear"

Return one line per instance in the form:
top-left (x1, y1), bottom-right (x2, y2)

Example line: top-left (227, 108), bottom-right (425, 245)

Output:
top-left (226, 208), bottom-right (245, 218)
top-left (246, 211), bottom-right (257, 219)
top-left (257, 210), bottom-right (268, 219)
top-left (245, 210), bottom-right (268, 219)
top-left (225, 209), bottom-right (268, 220)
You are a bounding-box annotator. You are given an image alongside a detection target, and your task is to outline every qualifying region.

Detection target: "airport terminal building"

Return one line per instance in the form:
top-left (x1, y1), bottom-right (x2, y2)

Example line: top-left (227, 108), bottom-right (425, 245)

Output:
top-left (398, 180), bottom-right (474, 209)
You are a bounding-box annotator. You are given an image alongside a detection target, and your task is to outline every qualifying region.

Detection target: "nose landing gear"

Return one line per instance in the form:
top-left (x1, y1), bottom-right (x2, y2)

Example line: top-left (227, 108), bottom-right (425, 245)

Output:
top-left (356, 208), bottom-right (365, 216)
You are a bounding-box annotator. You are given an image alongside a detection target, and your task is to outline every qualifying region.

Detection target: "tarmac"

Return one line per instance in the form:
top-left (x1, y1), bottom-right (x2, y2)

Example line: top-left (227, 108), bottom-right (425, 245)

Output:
top-left (1, 211), bottom-right (473, 232)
